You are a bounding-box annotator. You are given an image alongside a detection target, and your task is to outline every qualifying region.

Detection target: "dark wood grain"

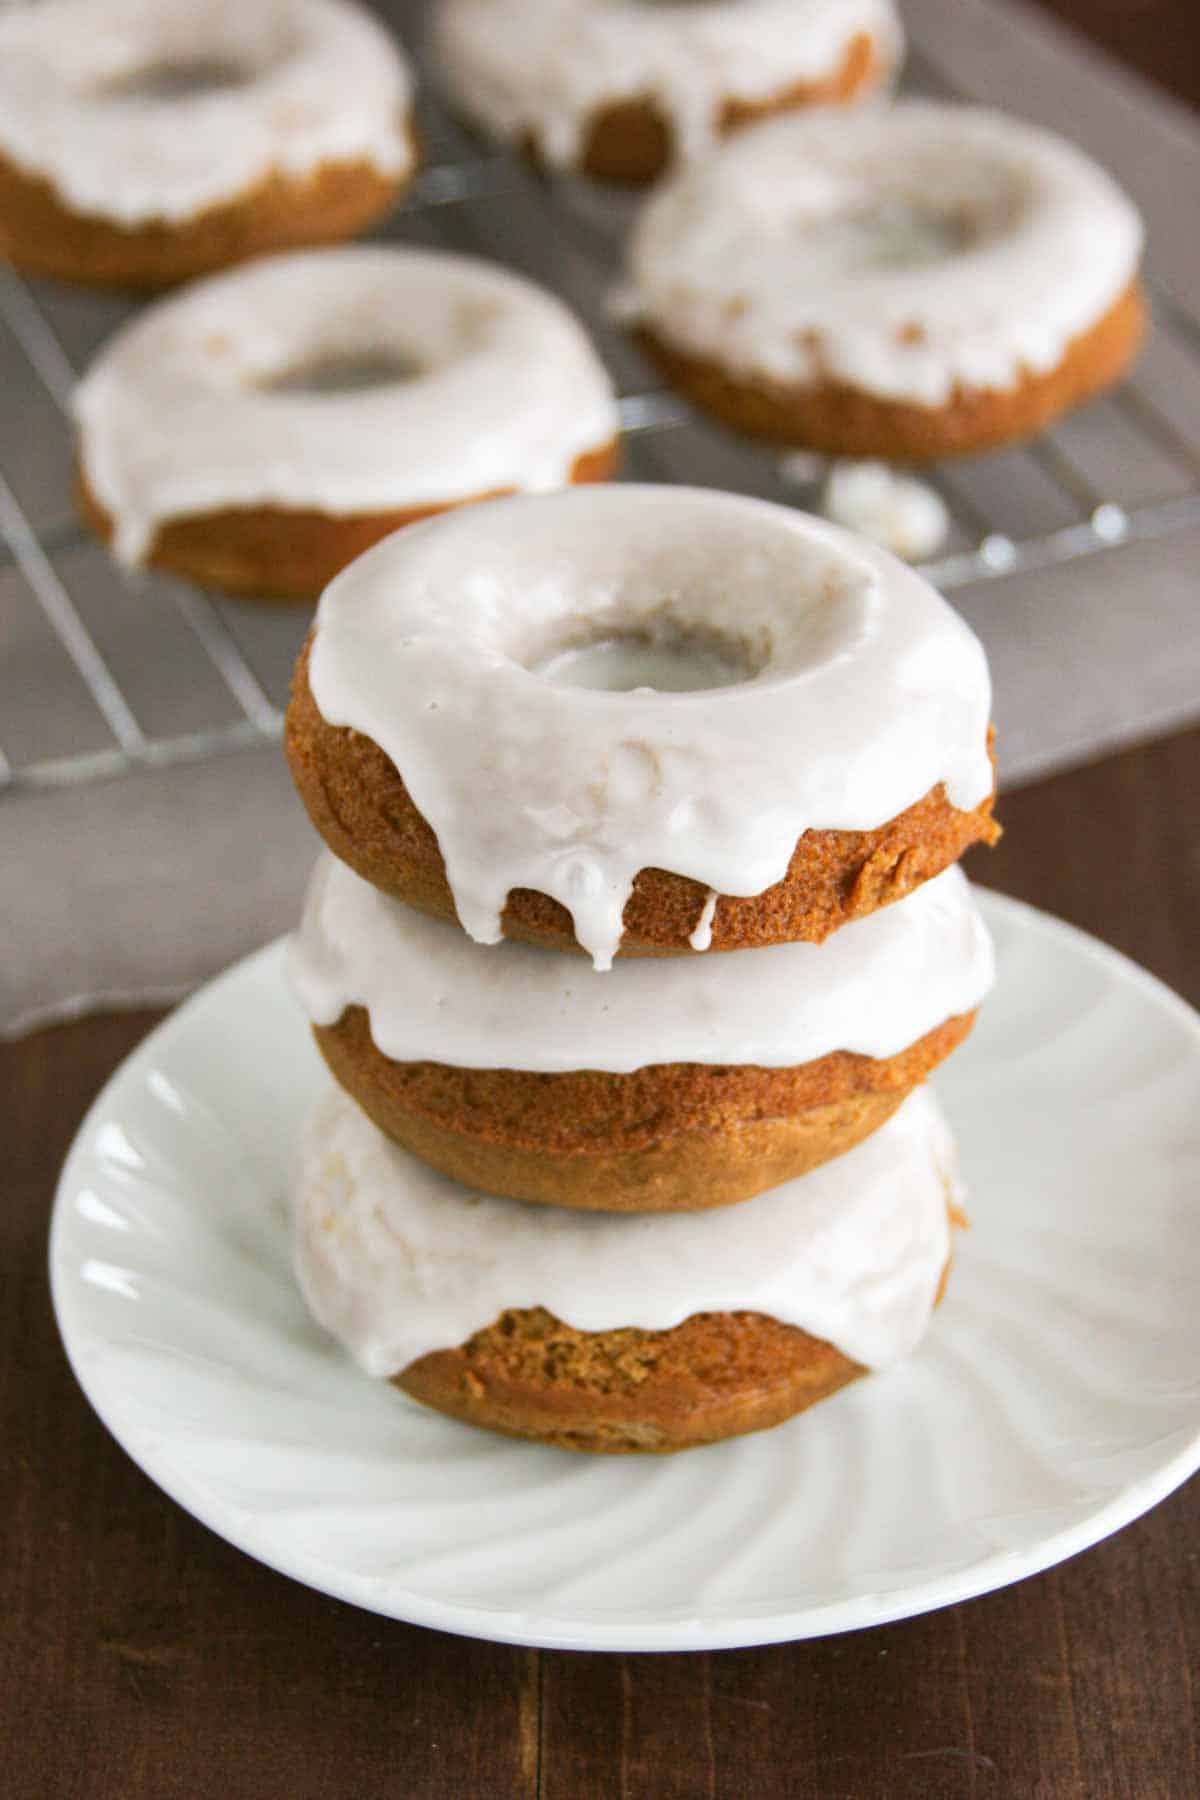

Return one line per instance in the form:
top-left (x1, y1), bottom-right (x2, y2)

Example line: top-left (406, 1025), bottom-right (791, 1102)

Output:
top-left (1029, 0), bottom-right (1200, 108)
top-left (980, 725), bottom-right (1200, 1006)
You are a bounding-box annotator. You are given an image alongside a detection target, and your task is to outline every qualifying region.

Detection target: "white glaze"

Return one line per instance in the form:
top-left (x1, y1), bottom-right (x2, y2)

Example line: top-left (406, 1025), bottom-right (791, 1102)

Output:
top-left (0, 0), bottom-right (414, 227)
top-left (629, 102), bottom-right (1143, 407)
top-left (689, 890), bottom-right (719, 952)
top-left (777, 449), bottom-right (828, 486)
top-left (434, 0), bottom-right (901, 172)
top-left (73, 247), bottom-right (620, 564)
top-left (289, 856), bottom-right (994, 1072)
top-left (822, 461), bottom-right (950, 562)
top-left (306, 486), bottom-right (994, 970)
top-left (293, 1084), bottom-right (957, 1377)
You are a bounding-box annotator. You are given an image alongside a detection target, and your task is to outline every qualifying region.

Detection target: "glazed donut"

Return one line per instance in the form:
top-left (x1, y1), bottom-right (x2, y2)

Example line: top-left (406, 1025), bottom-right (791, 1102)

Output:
top-left (75, 248), bottom-right (621, 599)
top-left (629, 102), bottom-right (1145, 460)
top-left (433, 0), bottom-right (901, 184)
top-left (0, 0), bottom-right (416, 289)
top-left (290, 854), bottom-right (993, 1211)
top-left (285, 487), bottom-right (998, 968)
top-left (294, 1084), bottom-right (959, 1452)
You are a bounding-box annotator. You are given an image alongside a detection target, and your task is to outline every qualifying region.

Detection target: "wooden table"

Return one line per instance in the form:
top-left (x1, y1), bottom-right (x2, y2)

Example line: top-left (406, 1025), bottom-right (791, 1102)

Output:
top-left (4, 10), bottom-right (1198, 1797)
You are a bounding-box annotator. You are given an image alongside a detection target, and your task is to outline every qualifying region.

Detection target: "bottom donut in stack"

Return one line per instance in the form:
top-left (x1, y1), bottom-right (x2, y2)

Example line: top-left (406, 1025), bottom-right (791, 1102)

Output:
top-left (293, 1083), bottom-right (962, 1454)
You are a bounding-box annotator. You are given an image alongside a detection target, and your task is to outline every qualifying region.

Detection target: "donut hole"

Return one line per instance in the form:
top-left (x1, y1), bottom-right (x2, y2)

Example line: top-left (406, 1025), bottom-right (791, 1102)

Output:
top-left (795, 196), bottom-right (975, 276)
top-left (533, 624), bottom-right (758, 694)
top-left (506, 551), bottom-right (874, 696)
top-left (380, 489), bottom-right (879, 694)
top-left (86, 13), bottom-right (296, 105)
top-left (262, 352), bottom-right (424, 395)
top-left (789, 155), bottom-right (1026, 278)
top-left (95, 57), bottom-right (261, 102)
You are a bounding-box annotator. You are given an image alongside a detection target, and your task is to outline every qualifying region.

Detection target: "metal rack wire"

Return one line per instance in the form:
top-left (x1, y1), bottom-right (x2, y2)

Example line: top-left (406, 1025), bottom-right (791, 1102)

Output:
top-left (2, 18), bottom-right (1199, 798)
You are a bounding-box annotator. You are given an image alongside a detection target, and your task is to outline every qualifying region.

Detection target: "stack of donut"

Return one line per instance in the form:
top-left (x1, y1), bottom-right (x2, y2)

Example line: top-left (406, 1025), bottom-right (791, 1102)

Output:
top-left (284, 484), bottom-right (1000, 1453)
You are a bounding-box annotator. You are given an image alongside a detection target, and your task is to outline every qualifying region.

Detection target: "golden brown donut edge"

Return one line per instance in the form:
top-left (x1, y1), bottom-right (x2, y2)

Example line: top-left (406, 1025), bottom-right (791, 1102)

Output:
top-left (395, 1256), bottom-right (954, 1453)
top-left (77, 443), bottom-right (619, 601)
top-left (0, 131), bottom-right (419, 290)
top-left (636, 282), bottom-right (1146, 462)
top-left (313, 1005), bottom-right (977, 1213)
top-left (562, 30), bottom-right (886, 184)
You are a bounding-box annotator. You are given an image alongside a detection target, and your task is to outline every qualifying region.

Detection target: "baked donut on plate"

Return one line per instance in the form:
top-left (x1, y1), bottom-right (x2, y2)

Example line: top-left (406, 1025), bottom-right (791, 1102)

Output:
top-left (433, 0), bottom-right (901, 184)
top-left (628, 102), bottom-right (1145, 459)
top-left (285, 487), bottom-right (998, 967)
top-left (0, 0), bottom-right (416, 289)
top-left (289, 852), bottom-right (993, 1211)
top-left (293, 1084), bottom-right (960, 1452)
top-left (75, 248), bottom-right (620, 599)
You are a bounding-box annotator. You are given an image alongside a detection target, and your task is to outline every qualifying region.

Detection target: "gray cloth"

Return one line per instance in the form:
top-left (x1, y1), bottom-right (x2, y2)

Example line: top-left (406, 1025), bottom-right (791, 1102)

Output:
top-left (2, 748), bottom-right (316, 1036)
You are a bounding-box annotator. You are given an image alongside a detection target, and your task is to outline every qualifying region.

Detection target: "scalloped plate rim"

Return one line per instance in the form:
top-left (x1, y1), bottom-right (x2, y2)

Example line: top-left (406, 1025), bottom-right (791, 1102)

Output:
top-left (49, 888), bottom-right (1200, 1653)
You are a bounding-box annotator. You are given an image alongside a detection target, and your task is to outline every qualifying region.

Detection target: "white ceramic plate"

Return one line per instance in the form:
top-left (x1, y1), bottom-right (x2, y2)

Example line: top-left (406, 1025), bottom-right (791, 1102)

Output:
top-left (51, 890), bottom-right (1200, 1652)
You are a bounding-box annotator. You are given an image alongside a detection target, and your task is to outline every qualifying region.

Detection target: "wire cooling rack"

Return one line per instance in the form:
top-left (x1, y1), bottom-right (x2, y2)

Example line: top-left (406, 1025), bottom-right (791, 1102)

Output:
top-left (3, 7), bottom-right (1199, 798)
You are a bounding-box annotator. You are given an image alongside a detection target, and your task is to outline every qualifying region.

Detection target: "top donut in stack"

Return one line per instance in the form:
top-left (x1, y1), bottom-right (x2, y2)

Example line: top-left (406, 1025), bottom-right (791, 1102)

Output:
top-left (285, 484), bottom-right (998, 1216)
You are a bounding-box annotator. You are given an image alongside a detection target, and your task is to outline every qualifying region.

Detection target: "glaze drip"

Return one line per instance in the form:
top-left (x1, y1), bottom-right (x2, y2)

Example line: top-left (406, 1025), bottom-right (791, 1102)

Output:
top-left (289, 857), bottom-right (995, 1072)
